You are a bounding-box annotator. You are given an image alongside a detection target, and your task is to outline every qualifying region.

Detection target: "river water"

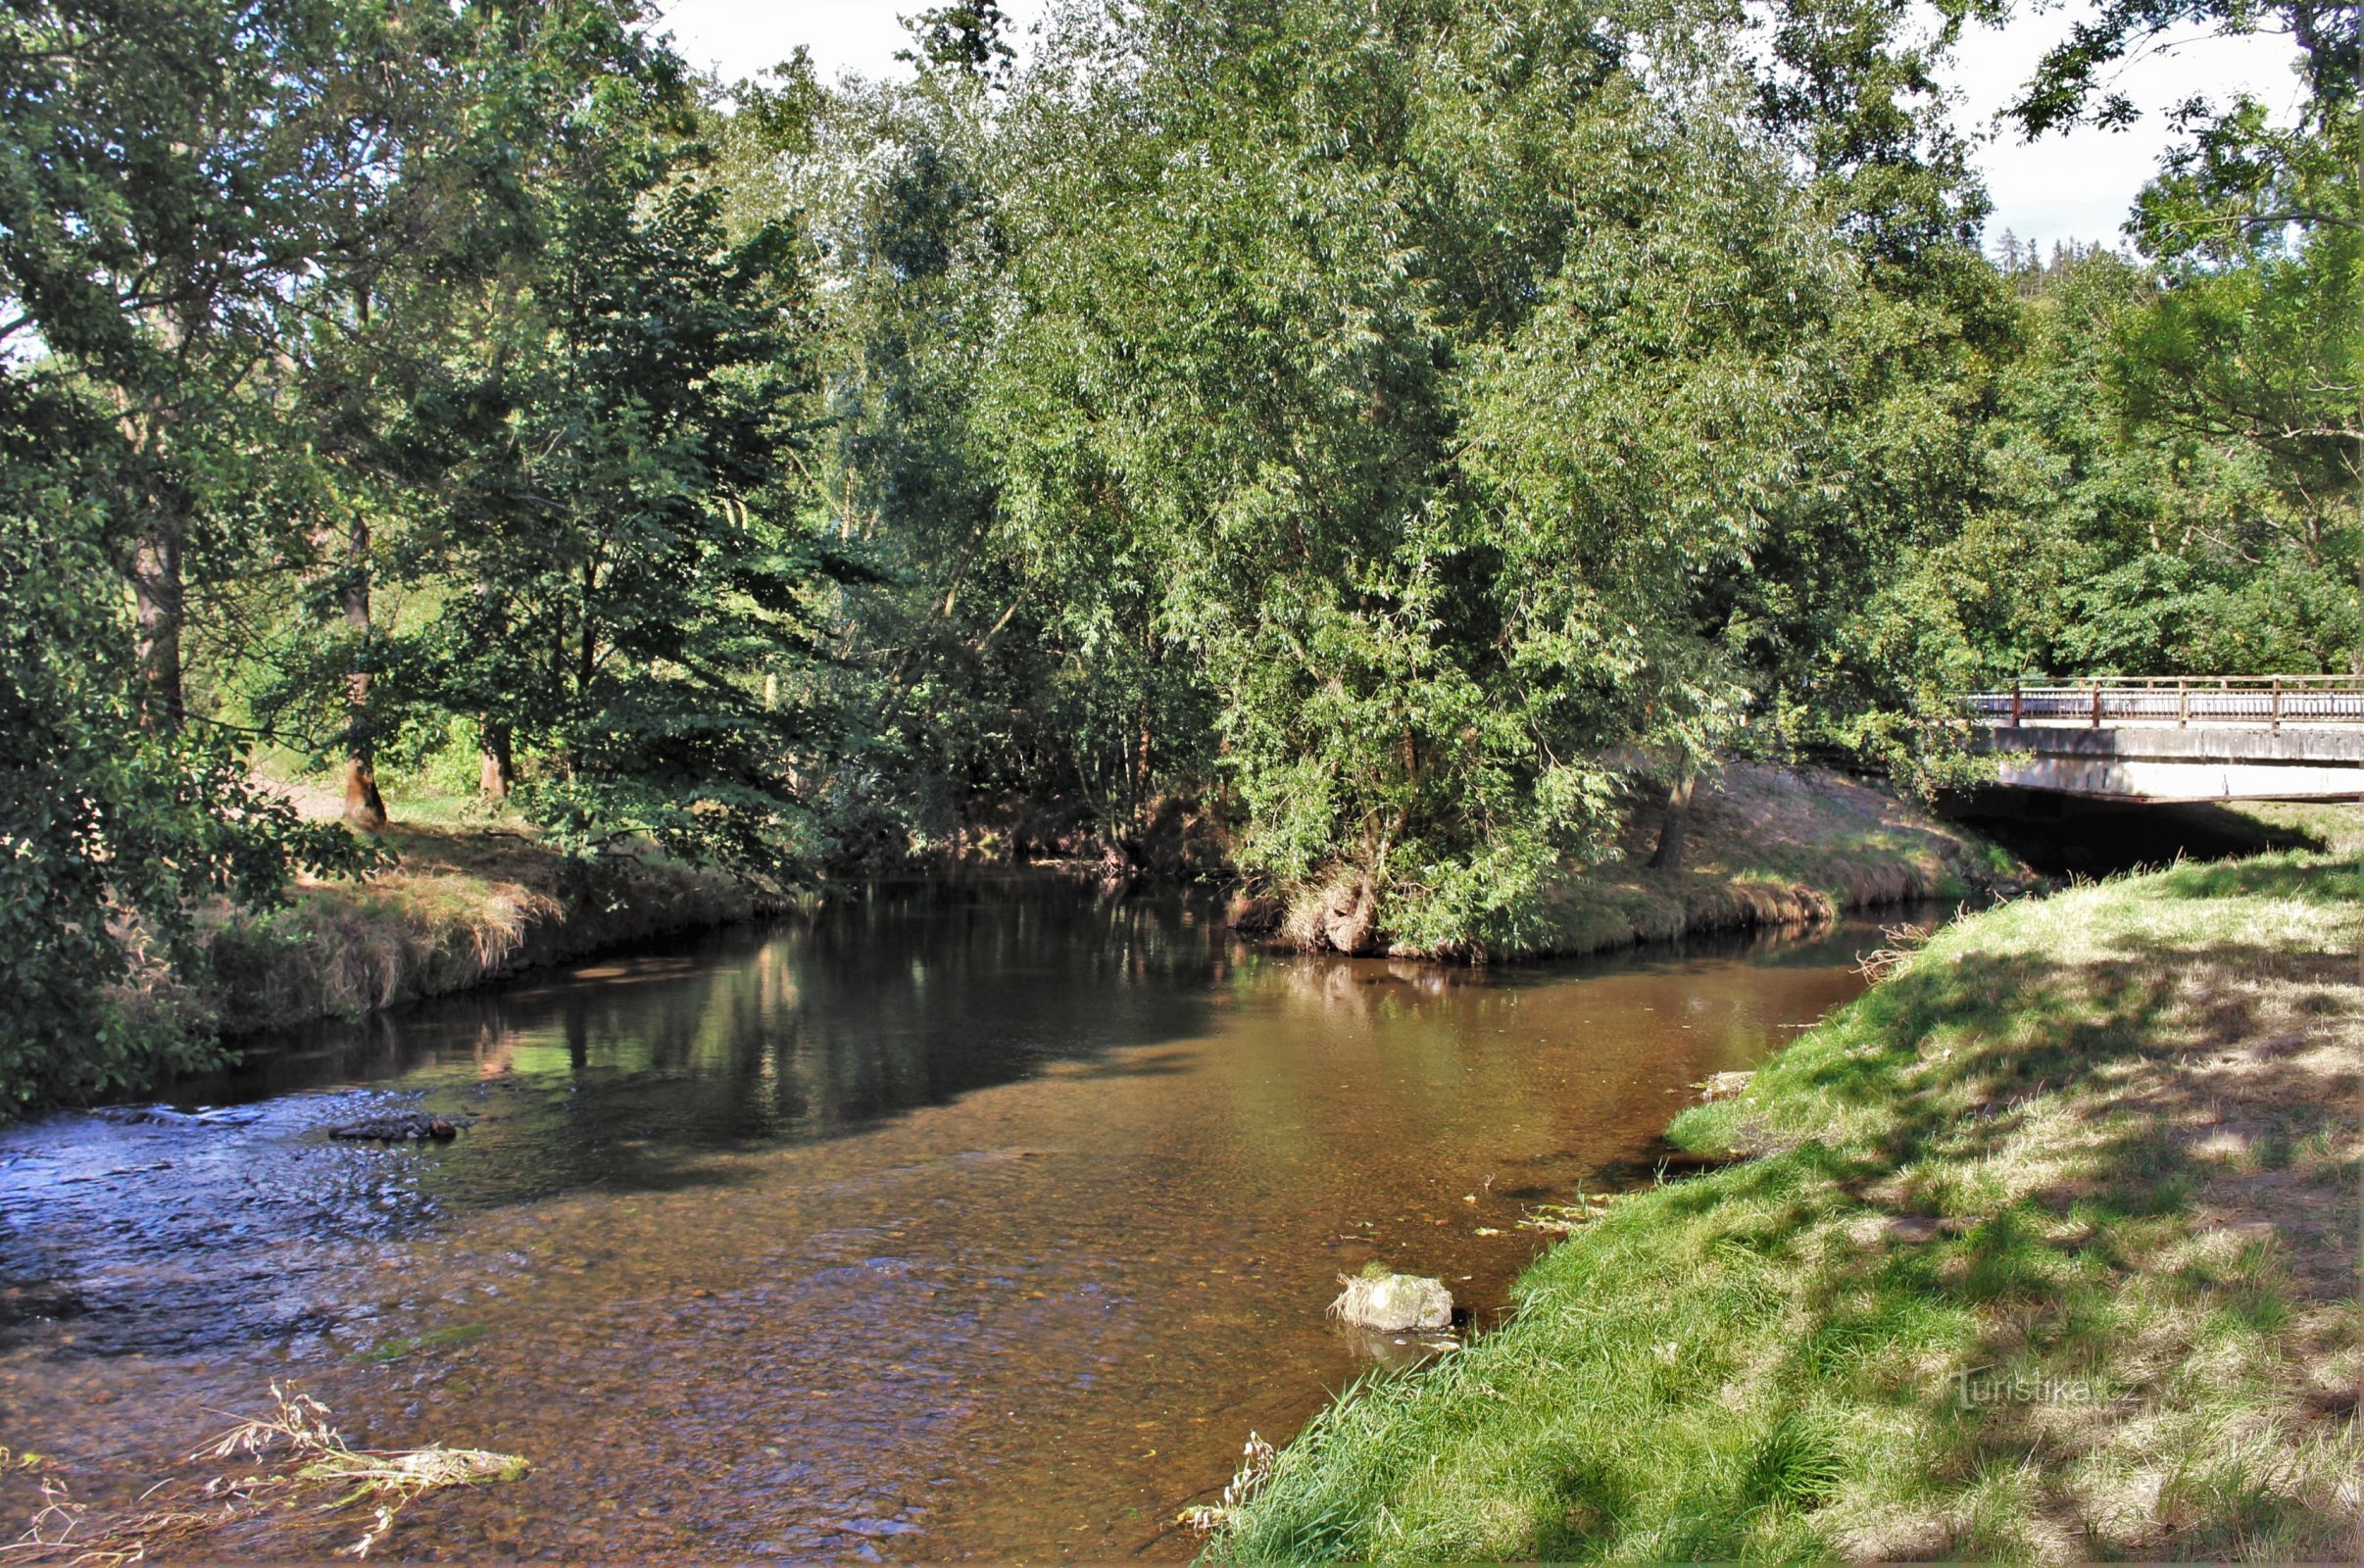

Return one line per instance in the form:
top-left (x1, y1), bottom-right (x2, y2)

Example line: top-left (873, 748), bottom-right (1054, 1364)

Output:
top-left (0, 888), bottom-right (1887, 1561)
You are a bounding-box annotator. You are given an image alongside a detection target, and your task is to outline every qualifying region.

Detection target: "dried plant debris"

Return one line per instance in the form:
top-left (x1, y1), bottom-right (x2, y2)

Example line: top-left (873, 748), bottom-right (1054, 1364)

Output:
top-left (1853, 919), bottom-right (1933, 984)
top-left (1177, 1432), bottom-right (1277, 1534)
top-left (3, 1387), bottom-right (527, 1563)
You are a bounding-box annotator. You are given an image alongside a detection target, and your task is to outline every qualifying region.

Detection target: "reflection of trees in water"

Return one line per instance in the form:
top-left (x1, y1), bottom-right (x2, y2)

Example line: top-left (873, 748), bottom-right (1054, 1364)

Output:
top-left (174, 889), bottom-right (1890, 1213)
top-left (1279, 958), bottom-right (1462, 1020)
top-left (186, 890), bottom-right (1232, 1204)
top-left (1268, 911), bottom-right (1913, 1024)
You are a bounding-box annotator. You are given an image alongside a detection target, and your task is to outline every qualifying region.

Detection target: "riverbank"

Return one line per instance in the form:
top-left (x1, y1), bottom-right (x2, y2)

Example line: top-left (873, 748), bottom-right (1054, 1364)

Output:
top-left (1213, 840), bottom-right (2364, 1561)
top-left (199, 819), bottom-right (785, 1036)
top-left (214, 764), bottom-right (2000, 1040)
top-left (1272, 763), bottom-right (2026, 958)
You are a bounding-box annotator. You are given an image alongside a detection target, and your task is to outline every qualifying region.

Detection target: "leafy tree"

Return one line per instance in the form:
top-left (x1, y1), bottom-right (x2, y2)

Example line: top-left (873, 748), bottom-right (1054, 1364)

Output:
top-left (0, 0), bottom-right (452, 734)
top-left (963, 0), bottom-right (1976, 946)
top-left (2003, 0), bottom-right (2361, 672)
top-left (0, 383), bottom-right (361, 1108)
top-left (389, 29), bottom-right (867, 875)
top-left (898, 0), bottom-right (1018, 87)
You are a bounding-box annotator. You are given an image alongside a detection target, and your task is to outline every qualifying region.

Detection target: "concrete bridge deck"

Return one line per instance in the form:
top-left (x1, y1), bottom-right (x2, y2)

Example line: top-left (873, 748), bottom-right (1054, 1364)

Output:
top-left (1968, 678), bottom-right (2364, 803)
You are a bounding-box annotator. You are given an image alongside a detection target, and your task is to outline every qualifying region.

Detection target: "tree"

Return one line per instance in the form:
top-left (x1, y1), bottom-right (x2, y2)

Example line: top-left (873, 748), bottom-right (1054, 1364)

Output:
top-left (0, 380), bottom-right (360, 1107)
top-left (965, 0), bottom-right (1961, 946)
top-left (2007, 0), bottom-right (2361, 672)
top-left (390, 24), bottom-right (869, 875)
top-left (0, 0), bottom-right (452, 736)
top-left (898, 1), bottom-right (1018, 87)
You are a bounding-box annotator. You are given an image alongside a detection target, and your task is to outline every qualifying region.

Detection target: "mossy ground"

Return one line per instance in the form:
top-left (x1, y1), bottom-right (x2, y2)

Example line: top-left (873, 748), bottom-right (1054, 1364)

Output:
top-left (1214, 838), bottom-right (2363, 1563)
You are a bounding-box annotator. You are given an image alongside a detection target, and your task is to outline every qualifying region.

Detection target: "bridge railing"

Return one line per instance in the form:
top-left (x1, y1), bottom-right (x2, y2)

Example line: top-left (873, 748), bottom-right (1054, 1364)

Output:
top-left (1968, 676), bottom-right (2364, 729)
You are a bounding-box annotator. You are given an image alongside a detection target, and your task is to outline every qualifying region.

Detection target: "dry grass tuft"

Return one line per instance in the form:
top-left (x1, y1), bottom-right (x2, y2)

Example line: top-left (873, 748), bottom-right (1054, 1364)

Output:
top-left (1177, 1432), bottom-right (1277, 1535)
top-left (1853, 919), bottom-right (1933, 984)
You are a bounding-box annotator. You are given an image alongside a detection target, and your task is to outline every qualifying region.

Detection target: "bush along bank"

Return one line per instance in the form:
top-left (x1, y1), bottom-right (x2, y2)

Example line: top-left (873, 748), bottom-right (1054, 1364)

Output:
top-left (1252, 763), bottom-right (2029, 959)
top-left (1211, 850), bottom-right (2363, 1562)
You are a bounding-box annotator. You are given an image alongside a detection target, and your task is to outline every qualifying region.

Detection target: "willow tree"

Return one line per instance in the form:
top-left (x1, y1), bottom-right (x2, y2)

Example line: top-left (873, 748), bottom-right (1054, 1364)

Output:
top-left (974, 0), bottom-right (1934, 952)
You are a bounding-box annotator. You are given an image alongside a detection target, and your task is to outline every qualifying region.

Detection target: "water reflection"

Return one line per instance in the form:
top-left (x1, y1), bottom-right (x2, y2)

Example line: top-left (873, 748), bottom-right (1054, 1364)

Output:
top-left (0, 889), bottom-right (1898, 1561)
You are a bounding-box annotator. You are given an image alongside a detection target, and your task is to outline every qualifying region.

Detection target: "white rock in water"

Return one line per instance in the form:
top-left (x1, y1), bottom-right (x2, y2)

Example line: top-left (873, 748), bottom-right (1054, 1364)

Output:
top-left (1330, 1272), bottom-right (1453, 1332)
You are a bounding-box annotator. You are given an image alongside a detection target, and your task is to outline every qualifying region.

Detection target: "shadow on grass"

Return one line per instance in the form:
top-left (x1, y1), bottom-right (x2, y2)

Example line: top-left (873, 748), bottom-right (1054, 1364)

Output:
top-left (1219, 862), bottom-right (2361, 1564)
top-left (1727, 915), bottom-right (2357, 1557)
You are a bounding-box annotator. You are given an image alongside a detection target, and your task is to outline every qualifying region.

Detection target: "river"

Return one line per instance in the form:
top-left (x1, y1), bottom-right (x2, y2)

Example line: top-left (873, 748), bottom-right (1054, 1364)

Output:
top-left (0, 887), bottom-right (1894, 1561)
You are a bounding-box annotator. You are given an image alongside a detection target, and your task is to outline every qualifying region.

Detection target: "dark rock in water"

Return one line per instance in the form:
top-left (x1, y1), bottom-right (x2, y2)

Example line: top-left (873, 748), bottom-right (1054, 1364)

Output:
top-left (0, 1281), bottom-right (86, 1329)
top-left (329, 1113), bottom-right (459, 1142)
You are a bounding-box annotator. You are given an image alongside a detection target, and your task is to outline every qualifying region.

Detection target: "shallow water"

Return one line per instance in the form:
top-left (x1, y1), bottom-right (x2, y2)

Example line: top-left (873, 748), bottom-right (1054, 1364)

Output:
top-left (1, 888), bottom-right (1891, 1561)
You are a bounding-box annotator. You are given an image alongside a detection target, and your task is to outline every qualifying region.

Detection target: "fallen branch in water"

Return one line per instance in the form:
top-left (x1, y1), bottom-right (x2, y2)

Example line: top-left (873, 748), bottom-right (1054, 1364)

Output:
top-left (2, 1387), bottom-right (527, 1564)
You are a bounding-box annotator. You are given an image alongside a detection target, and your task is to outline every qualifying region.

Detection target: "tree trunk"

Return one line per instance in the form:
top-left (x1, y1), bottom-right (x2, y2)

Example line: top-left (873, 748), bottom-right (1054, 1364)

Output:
top-left (339, 515), bottom-right (388, 829)
top-left (1650, 771), bottom-right (1697, 871)
top-left (129, 511), bottom-right (185, 732)
top-left (478, 720), bottom-right (513, 803)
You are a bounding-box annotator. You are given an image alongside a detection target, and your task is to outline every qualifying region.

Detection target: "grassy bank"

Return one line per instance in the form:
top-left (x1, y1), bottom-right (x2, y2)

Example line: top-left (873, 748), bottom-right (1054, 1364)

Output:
top-left (1527, 763), bottom-right (2021, 956)
top-left (1286, 762), bottom-right (2019, 960)
top-left (198, 811), bottom-right (782, 1037)
top-left (1215, 845), bottom-right (2363, 1561)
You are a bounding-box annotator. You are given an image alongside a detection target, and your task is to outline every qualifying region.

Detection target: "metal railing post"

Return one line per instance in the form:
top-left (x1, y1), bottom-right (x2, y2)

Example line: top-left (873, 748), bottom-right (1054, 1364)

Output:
top-left (2177, 679), bottom-right (2188, 727)
top-left (2092, 681), bottom-right (2102, 729)
top-left (2271, 677), bottom-right (2282, 731)
top-left (2010, 680), bottom-right (2022, 727)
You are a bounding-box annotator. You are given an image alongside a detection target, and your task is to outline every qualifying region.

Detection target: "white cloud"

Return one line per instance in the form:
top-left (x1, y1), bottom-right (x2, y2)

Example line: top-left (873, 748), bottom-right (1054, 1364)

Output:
top-left (651, 0), bottom-right (2304, 255)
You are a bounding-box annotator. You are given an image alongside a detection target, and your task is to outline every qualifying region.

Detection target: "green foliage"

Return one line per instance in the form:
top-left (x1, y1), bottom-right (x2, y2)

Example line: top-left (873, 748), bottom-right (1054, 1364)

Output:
top-left (396, 148), bottom-right (868, 874)
top-left (5, 0), bottom-right (2359, 1102)
top-left (897, 0), bottom-right (1018, 86)
top-left (1883, 0), bottom-right (2362, 688)
top-left (950, 0), bottom-right (2000, 946)
top-left (0, 2), bottom-right (863, 1108)
top-left (0, 388), bottom-right (366, 1109)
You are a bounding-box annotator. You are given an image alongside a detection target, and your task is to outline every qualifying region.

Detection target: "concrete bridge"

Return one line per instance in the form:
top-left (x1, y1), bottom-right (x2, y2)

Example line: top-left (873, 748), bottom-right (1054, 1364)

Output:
top-left (1968, 677), bottom-right (2364, 803)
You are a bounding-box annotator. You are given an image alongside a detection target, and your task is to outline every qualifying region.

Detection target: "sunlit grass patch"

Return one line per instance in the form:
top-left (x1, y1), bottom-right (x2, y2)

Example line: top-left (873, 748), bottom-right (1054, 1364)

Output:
top-left (1211, 852), bottom-right (2362, 1564)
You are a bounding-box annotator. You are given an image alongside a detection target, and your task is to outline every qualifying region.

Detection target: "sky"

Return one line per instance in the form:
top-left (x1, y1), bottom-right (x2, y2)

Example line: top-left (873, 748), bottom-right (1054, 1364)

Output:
top-left (651, 0), bottom-right (2303, 255)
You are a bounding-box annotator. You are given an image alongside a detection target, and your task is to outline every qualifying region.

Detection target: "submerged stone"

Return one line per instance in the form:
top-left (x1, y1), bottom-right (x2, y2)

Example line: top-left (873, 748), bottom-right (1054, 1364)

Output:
top-left (328, 1113), bottom-right (459, 1142)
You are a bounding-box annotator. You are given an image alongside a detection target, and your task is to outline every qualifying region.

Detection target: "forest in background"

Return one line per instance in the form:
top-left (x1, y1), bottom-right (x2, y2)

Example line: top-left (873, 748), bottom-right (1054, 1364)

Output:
top-left (2, 0), bottom-right (2357, 1102)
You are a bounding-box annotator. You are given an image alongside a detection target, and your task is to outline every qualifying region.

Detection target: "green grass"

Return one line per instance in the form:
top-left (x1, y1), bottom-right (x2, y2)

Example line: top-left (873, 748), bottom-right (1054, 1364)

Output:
top-left (2227, 801), bottom-right (2364, 858)
top-left (1212, 854), bottom-right (2363, 1563)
